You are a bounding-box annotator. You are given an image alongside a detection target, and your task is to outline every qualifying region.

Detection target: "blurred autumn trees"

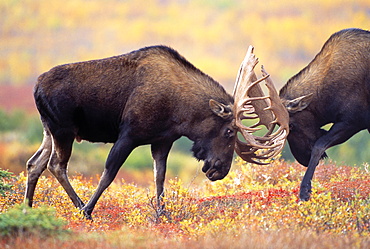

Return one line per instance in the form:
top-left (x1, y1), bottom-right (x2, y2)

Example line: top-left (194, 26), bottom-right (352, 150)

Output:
top-left (1, 0), bottom-right (370, 173)
top-left (1, 0), bottom-right (370, 88)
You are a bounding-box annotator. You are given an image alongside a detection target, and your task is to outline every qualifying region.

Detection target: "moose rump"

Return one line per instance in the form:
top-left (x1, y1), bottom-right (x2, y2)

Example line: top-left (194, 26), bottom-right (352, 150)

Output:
top-left (25, 46), bottom-right (236, 219)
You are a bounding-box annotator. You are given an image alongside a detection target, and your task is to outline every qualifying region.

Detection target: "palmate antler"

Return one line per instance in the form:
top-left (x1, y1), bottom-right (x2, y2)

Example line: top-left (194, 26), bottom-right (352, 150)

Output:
top-left (233, 46), bottom-right (289, 164)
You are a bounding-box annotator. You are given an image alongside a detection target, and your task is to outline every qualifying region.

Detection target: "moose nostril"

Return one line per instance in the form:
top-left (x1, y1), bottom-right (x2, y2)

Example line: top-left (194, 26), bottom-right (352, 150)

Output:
top-left (215, 160), bottom-right (222, 169)
top-left (202, 161), bottom-right (211, 173)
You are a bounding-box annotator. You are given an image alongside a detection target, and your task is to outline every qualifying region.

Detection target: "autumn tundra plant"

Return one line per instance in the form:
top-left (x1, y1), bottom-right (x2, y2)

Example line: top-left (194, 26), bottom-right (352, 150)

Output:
top-left (0, 170), bottom-right (69, 239)
top-left (0, 203), bottom-right (68, 238)
top-left (0, 159), bottom-right (369, 248)
top-left (0, 169), bottom-right (14, 197)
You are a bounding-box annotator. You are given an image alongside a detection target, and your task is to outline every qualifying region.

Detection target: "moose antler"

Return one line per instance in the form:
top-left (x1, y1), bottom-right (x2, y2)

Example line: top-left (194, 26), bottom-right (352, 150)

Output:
top-left (233, 46), bottom-right (289, 164)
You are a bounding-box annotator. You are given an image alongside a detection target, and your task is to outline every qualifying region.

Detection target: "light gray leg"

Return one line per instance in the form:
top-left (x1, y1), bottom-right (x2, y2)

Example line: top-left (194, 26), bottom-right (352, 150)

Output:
top-left (24, 129), bottom-right (52, 207)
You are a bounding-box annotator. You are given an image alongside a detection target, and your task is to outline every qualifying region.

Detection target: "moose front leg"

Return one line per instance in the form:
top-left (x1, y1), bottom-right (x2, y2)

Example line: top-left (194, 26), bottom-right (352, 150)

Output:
top-left (151, 141), bottom-right (173, 213)
top-left (299, 150), bottom-right (322, 201)
top-left (81, 136), bottom-right (135, 219)
top-left (299, 122), bottom-right (360, 201)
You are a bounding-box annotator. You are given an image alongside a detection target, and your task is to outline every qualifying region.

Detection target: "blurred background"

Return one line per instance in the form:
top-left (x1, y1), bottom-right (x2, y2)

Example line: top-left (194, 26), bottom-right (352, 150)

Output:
top-left (1, 0), bottom-right (369, 183)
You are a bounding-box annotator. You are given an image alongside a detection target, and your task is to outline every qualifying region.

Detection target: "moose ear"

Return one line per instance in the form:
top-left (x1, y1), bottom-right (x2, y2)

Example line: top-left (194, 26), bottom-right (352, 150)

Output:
top-left (209, 99), bottom-right (233, 119)
top-left (286, 93), bottom-right (313, 113)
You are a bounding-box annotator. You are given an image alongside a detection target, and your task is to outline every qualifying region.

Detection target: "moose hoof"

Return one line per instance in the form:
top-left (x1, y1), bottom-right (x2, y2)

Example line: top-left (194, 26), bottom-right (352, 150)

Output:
top-left (299, 188), bottom-right (311, 201)
top-left (80, 208), bottom-right (93, 221)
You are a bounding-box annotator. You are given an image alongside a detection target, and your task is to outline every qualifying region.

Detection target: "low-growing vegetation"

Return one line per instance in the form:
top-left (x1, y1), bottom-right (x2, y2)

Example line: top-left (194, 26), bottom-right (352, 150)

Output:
top-left (0, 204), bottom-right (69, 238)
top-left (0, 158), bottom-right (369, 248)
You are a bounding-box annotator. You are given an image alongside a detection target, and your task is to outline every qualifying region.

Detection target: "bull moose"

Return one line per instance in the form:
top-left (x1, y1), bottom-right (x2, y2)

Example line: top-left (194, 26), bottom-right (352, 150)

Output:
top-left (25, 45), bottom-right (288, 219)
top-left (279, 28), bottom-right (370, 200)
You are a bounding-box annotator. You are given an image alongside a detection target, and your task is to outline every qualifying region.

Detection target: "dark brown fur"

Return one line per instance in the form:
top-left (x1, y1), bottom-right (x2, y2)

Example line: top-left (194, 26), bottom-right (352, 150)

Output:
top-left (26, 46), bottom-right (236, 218)
top-left (279, 28), bottom-right (370, 200)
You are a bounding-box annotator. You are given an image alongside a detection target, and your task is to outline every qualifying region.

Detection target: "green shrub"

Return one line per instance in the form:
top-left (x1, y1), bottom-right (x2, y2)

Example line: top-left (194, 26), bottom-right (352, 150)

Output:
top-left (0, 109), bottom-right (26, 132)
top-left (0, 204), bottom-right (69, 238)
top-left (0, 169), bottom-right (14, 197)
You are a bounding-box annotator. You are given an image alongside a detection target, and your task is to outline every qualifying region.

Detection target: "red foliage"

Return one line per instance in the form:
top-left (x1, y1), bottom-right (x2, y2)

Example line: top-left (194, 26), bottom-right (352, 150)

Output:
top-left (0, 85), bottom-right (36, 112)
top-left (323, 179), bottom-right (370, 201)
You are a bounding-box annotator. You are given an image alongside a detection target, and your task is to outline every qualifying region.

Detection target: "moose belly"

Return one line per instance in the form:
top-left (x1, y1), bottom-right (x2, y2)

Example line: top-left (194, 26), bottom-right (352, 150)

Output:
top-left (73, 107), bottom-right (120, 143)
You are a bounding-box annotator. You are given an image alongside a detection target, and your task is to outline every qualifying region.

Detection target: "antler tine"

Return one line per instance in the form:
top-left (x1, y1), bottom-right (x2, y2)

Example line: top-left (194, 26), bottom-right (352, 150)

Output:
top-left (232, 45), bottom-right (256, 97)
top-left (233, 46), bottom-right (289, 164)
top-left (261, 65), bottom-right (290, 139)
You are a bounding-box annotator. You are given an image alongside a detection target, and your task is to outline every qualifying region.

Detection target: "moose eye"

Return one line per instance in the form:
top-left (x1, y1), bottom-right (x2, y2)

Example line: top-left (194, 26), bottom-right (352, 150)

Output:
top-left (225, 128), bottom-right (234, 138)
top-left (289, 123), bottom-right (295, 131)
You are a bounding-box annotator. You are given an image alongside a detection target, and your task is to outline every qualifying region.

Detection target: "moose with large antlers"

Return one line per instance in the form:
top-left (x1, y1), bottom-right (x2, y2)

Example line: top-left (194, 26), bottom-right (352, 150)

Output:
top-left (237, 28), bottom-right (370, 201)
top-left (25, 45), bottom-right (288, 219)
top-left (280, 28), bottom-right (370, 201)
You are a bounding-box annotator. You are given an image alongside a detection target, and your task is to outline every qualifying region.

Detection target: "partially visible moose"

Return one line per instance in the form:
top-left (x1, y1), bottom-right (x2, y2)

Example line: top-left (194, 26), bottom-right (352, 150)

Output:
top-left (279, 28), bottom-right (370, 200)
top-left (25, 45), bottom-right (288, 219)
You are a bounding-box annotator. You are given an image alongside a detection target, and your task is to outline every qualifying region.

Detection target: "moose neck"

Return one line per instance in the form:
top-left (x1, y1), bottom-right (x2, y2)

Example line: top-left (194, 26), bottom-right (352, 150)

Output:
top-left (281, 47), bottom-right (340, 104)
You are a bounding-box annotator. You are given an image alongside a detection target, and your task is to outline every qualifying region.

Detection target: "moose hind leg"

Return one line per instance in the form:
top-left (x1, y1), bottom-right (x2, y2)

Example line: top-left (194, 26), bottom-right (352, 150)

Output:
top-left (47, 132), bottom-right (84, 209)
top-left (25, 129), bottom-right (52, 207)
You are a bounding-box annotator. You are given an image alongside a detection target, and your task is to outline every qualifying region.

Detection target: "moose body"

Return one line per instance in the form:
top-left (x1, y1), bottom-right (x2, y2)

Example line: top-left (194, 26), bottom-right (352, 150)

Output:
top-left (26, 45), bottom-right (237, 218)
top-left (279, 28), bottom-right (370, 200)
